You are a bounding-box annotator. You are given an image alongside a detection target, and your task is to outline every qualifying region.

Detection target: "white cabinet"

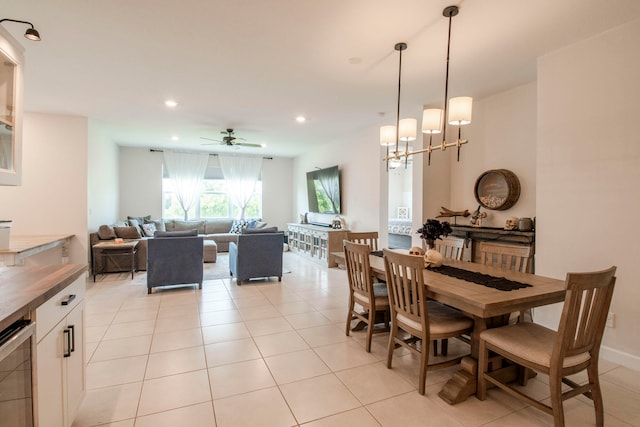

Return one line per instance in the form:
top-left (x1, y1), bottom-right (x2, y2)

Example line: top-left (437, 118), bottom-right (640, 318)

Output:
top-left (34, 277), bottom-right (86, 427)
top-left (287, 224), bottom-right (349, 267)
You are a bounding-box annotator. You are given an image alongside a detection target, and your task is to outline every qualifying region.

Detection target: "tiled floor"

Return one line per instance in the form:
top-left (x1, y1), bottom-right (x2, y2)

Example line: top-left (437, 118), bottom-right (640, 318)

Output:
top-left (73, 253), bottom-right (640, 426)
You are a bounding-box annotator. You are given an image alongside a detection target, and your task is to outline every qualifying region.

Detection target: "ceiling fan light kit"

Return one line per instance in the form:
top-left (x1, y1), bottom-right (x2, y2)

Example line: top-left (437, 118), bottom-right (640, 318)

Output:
top-left (200, 128), bottom-right (263, 148)
top-left (381, 5), bottom-right (472, 170)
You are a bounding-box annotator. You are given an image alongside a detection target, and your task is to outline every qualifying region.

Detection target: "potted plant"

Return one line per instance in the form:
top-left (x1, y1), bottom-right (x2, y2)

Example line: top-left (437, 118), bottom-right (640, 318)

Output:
top-left (417, 219), bottom-right (452, 250)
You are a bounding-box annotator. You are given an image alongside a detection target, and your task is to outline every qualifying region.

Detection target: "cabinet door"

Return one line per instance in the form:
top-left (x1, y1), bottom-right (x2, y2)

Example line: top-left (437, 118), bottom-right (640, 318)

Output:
top-left (64, 302), bottom-right (85, 426)
top-left (36, 319), bottom-right (65, 427)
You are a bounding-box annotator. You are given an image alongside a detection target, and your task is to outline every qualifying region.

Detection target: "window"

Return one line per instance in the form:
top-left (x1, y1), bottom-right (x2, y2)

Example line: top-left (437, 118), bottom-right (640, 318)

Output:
top-left (162, 177), bottom-right (262, 219)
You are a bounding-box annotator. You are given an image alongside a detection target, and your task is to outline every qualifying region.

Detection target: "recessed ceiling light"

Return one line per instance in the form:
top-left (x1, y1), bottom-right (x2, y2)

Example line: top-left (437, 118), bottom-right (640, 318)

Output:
top-left (171, 135), bottom-right (179, 141)
top-left (165, 100), bottom-right (178, 108)
top-left (261, 143), bottom-right (267, 148)
top-left (296, 116), bottom-right (306, 123)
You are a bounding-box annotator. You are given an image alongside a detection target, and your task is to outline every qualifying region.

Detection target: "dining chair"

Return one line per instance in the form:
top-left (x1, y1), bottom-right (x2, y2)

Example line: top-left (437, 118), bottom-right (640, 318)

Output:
top-left (478, 266), bottom-right (616, 427)
top-left (346, 231), bottom-right (379, 251)
top-left (344, 241), bottom-right (390, 352)
top-left (435, 236), bottom-right (465, 261)
top-left (432, 236), bottom-right (466, 357)
top-left (479, 241), bottom-right (532, 273)
top-left (383, 249), bottom-right (474, 394)
top-left (480, 242), bottom-right (534, 322)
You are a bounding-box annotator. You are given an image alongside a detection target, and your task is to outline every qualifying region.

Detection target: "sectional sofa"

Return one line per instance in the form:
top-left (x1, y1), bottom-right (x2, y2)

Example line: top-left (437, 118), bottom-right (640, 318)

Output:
top-left (90, 218), bottom-right (259, 273)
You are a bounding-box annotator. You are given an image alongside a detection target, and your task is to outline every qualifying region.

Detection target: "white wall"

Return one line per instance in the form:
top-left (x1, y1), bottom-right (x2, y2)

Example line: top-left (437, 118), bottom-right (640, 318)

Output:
top-left (0, 113), bottom-right (88, 265)
top-left (293, 126), bottom-right (383, 240)
top-left (536, 19), bottom-right (640, 367)
top-left (118, 147), bottom-right (163, 220)
top-left (88, 120), bottom-right (119, 230)
top-left (449, 82), bottom-right (538, 228)
top-left (118, 147), bottom-right (293, 229)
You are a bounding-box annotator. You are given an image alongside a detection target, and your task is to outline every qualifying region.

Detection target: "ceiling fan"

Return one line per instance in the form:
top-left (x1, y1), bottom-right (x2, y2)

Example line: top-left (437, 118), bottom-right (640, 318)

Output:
top-left (200, 128), bottom-right (262, 148)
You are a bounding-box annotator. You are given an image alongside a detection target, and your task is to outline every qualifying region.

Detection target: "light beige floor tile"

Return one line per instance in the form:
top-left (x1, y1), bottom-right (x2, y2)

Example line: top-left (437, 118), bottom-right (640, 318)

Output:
top-left (103, 319), bottom-right (156, 340)
top-left (72, 382), bottom-right (142, 426)
top-left (145, 346), bottom-right (207, 379)
top-left (233, 295), bottom-right (271, 308)
top-left (239, 304), bottom-right (284, 321)
top-left (480, 406), bottom-right (552, 427)
top-left (119, 297), bottom-right (161, 311)
top-left (137, 369), bottom-right (212, 416)
top-left (91, 335), bottom-right (152, 362)
top-left (603, 365), bottom-right (640, 394)
top-left (153, 312), bottom-right (201, 333)
top-left (86, 419), bottom-right (135, 427)
top-left (159, 292), bottom-right (199, 307)
top-left (576, 380), bottom-right (640, 425)
top-left (199, 299), bottom-right (236, 313)
top-left (85, 325), bottom-right (109, 343)
top-left (274, 301), bottom-right (317, 315)
top-left (336, 362), bottom-right (414, 404)
top-left (87, 355), bottom-right (147, 389)
top-left (265, 349), bottom-right (331, 384)
top-left (151, 327), bottom-right (203, 353)
top-left (86, 311), bottom-right (116, 327)
top-left (199, 309), bottom-right (243, 327)
top-left (209, 358), bottom-right (276, 399)
top-left (134, 402), bottom-right (216, 427)
top-left (297, 324), bottom-right (349, 347)
top-left (314, 341), bottom-right (380, 372)
top-left (213, 387), bottom-right (296, 427)
top-left (202, 322), bottom-right (251, 344)
top-left (300, 407), bottom-right (381, 427)
top-left (204, 337), bottom-right (262, 367)
top-left (245, 316), bottom-right (293, 336)
top-left (279, 374), bottom-right (361, 424)
top-left (85, 341), bottom-right (99, 363)
top-left (366, 391), bottom-right (465, 427)
top-left (318, 308), bottom-right (348, 323)
top-left (253, 330), bottom-right (310, 357)
top-left (286, 311), bottom-right (333, 329)
top-left (111, 307), bottom-right (158, 324)
top-left (558, 393), bottom-right (635, 426)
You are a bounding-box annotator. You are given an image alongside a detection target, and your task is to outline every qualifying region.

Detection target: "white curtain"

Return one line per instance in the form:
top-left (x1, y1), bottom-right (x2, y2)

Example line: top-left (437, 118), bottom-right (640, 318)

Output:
top-left (219, 155), bottom-right (263, 219)
top-left (163, 150), bottom-right (209, 220)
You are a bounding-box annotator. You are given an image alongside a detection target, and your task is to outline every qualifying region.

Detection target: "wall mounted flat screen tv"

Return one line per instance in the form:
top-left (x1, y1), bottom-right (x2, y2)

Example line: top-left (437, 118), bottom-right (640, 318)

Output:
top-left (306, 165), bottom-right (341, 214)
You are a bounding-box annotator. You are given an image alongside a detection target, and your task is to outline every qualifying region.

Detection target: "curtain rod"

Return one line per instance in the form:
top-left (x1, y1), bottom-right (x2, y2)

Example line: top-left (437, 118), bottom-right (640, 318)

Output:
top-left (150, 148), bottom-right (273, 160)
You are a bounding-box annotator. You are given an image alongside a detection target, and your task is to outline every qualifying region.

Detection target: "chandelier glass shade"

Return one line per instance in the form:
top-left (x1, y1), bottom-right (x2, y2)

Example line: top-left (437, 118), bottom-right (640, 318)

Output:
top-left (381, 5), bottom-right (472, 169)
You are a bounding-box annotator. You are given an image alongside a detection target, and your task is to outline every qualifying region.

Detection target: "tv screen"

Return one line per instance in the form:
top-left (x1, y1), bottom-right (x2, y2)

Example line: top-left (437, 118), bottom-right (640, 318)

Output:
top-left (306, 165), bottom-right (341, 214)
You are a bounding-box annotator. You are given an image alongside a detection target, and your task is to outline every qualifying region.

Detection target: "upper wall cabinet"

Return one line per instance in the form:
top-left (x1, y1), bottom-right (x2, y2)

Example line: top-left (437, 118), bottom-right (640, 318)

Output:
top-left (0, 26), bottom-right (24, 186)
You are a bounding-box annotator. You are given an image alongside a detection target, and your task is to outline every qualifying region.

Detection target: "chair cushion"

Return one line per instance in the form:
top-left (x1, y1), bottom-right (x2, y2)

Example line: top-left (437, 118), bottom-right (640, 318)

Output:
top-left (396, 301), bottom-right (473, 335)
top-left (353, 283), bottom-right (389, 307)
top-left (480, 322), bottom-right (591, 369)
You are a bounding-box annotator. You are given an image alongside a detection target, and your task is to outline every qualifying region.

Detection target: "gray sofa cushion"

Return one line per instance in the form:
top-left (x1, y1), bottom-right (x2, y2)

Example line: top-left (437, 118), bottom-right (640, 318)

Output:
top-left (205, 219), bottom-right (235, 234)
top-left (98, 225), bottom-right (117, 240)
top-left (114, 226), bottom-right (142, 239)
top-left (155, 229), bottom-right (198, 238)
top-left (172, 220), bottom-right (205, 234)
top-left (242, 227), bottom-right (278, 234)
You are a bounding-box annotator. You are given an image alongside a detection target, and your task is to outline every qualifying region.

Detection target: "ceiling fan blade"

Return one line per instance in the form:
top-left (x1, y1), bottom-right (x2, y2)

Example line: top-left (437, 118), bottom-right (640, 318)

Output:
top-left (236, 142), bottom-right (263, 148)
top-left (200, 136), bottom-right (222, 142)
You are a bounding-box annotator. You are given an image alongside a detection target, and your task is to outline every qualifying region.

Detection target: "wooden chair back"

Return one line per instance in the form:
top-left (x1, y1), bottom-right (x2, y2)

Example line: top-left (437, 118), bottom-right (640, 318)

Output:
top-left (383, 249), bottom-right (427, 335)
top-left (346, 231), bottom-right (379, 251)
top-left (344, 241), bottom-right (374, 300)
top-left (555, 266), bottom-right (616, 363)
top-left (435, 236), bottom-right (464, 260)
top-left (479, 242), bottom-right (532, 273)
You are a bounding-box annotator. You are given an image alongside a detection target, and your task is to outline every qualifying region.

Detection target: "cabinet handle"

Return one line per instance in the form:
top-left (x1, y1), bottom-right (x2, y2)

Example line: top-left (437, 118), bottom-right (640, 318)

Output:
top-left (63, 328), bottom-right (71, 358)
top-left (61, 294), bottom-right (76, 306)
top-left (68, 325), bottom-right (75, 353)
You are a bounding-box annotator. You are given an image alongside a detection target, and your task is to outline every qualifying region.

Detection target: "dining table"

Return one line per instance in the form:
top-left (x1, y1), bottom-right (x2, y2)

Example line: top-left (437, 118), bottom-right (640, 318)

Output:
top-left (332, 250), bottom-right (566, 404)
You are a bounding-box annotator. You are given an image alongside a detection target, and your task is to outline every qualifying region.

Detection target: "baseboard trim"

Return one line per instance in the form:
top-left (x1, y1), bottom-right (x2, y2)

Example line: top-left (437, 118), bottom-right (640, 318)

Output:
top-left (600, 346), bottom-right (640, 371)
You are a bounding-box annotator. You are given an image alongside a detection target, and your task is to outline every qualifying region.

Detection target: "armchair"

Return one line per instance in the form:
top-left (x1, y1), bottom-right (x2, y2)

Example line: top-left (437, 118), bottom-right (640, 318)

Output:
top-left (229, 230), bottom-right (284, 285)
top-left (147, 230), bottom-right (204, 294)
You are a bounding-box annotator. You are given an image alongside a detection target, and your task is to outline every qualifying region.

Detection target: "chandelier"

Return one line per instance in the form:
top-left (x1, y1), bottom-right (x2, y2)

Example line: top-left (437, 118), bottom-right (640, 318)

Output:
top-left (381, 5), bottom-right (472, 169)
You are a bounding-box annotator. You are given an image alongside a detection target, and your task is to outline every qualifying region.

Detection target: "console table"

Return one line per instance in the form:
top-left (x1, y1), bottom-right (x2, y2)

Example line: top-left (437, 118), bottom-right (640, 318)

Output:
top-left (0, 234), bottom-right (73, 266)
top-left (287, 224), bottom-right (349, 267)
top-left (92, 240), bottom-right (138, 281)
top-left (449, 225), bottom-right (535, 267)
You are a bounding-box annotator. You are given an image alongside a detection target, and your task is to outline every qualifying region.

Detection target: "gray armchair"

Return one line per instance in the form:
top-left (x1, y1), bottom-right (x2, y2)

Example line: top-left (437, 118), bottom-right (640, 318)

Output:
top-left (147, 230), bottom-right (204, 294)
top-left (229, 230), bottom-right (284, 285)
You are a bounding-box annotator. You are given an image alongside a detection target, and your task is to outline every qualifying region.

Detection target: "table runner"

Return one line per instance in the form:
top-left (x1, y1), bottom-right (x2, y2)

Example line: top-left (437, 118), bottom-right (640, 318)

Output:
top-left (429, 265), bottom-right (531, 291)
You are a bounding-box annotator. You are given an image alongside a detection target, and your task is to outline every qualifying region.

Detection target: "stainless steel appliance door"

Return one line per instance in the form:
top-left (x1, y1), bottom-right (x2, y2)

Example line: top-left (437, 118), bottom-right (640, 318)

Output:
top-left (0, 321), bottom-right (35, 427)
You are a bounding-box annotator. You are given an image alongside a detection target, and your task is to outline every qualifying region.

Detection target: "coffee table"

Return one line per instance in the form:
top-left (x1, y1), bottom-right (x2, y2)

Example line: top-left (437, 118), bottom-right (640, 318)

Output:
top-left (92, 240), bottom-right (138, 281)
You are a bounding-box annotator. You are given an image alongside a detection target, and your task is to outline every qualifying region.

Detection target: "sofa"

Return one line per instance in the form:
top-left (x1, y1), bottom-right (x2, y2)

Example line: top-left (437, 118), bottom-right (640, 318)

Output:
top-left (90, 217), bottom-right (266, 273)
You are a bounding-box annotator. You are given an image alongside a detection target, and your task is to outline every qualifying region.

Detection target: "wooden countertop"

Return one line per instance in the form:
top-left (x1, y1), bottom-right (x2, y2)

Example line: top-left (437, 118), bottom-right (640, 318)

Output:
top-left (0, 263), bottom-right (87, 332)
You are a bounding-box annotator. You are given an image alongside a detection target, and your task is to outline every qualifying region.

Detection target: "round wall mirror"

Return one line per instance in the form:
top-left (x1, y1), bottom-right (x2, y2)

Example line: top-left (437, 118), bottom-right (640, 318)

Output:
top-left (474, 169), bottom-right (520, 210)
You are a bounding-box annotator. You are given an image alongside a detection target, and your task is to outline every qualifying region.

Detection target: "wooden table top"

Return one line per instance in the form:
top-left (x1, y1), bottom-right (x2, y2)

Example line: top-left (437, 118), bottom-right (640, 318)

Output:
top-left (93, 240), bottom-right (139, 249)
top-left (0, 264), bottom-right (87, 332)
top-left (0, 234), bottom-right (73, 254)
top-left (333, 251), bottom-right (566, 319)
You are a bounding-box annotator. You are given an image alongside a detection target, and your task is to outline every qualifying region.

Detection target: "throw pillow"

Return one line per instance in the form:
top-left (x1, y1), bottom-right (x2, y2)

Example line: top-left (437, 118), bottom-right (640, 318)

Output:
top-left (145, 218), bottom-right (166, 232)
top-left (128, 215), bottom-right (151, 225)
top-left (113, 226), bottom-right (142, 239)
top-left (229, 219), bottom-right (248, 234)
top-left (97, 225), bottom-right (117, 240)
top-left (254, 220), bottom-right (268, 229)
top-left (141, 222), bottom-right (157, 237)
top-left (127, 218), bottom-right (142, 232)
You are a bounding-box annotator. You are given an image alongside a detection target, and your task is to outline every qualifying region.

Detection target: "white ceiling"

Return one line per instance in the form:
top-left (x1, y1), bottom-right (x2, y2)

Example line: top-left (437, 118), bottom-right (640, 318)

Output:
top-left (3, 0), bottom-right (640, 158)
